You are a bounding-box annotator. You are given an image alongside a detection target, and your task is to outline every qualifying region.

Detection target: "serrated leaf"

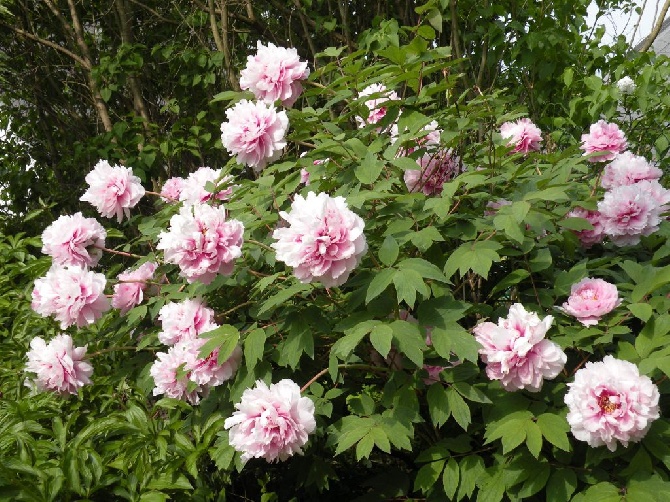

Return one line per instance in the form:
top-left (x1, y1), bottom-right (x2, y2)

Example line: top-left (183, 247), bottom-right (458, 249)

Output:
top-left (525, 421), bottom-right (543, 458)
top-left (397, 257), bottom-right (448, 283)
top-left (427, 384), bottom-right (451, 427)
top-left (393, 268), bottom-right (428, 307)
top-left (414, 460), bottom-right (446, 494)
top-left (628, 303), bottom-right (653, 322)
top-left (244, 328), bottom-right (266, 370)
top-left (355, 151), bottom-right (384, 184)
top-left (442, 457), bottom-right (459, 500)
top-left (447, 388), bottom-right (471, 431)
top-left (355, 433), bottom-right (375, 460)
top-left (546, 469), bottom-right (578, 502)
top-left (536, 413), bottom-right (571, 451)
top-left (390, 319), bottom-right (425, 367)
top-left (458, 455), bottom-right (485, 500)
top-left (332, 320), bottom-right (380, 359)
top-left (198, 324), bottom-right (240, 365)
top-left (370, 426), bottom-right (391, 453)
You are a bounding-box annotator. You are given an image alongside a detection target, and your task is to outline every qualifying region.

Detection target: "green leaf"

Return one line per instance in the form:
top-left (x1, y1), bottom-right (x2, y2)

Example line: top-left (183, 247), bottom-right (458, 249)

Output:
top-left (355, 433), bottom-right (375, 460)
top-left (546, 469), bottom-right (578, 502)
top-left (517, 462), bottom-right (550, 498)
top-left (147, 473), bottom-right (193, 491)
top-left (525, 421), bottom-right (543, 458)
top-left (444, 240), bottom-right (502, 279)
top-left (257, 282), bottom-right (311, 316)
top-left (393, 268), bottom-right (428, 307)
top-left (278, 317), bottom-right (314, 369)
top-left (244, 328), bottom-right (266, 371)
top-left (355, 151), bottom-right (384, 184)
top-left (447, 388), bottom-right (471, 431)
top-left (457, 455), bottom-right (485, 500)
top-left (442, 457), bottom-right (459, 500)
top-left (414, 460), bottom-right (446, 494)
top-left (397, 257), bottom-right (448, 283)
top-left (332, 320), bottom-right (380, 359)
top-left (198, 324), bottom-right (240, 365)
top-left (536, 413), bottom-right (571, 451)
top-left (390, 319), bottom-right (425, 367)
top-left (369, 324), bottom-right (394, 359)
top-left (366, 268), bottom-right (396, 304)
top-left (378, 235), bottom-right (399, 266)
top-left (431, 326), bottom-right (480, 363)
top-left (488, 269), bottom-right (530, 297)
top-left (628, 303), bottom-right (653, 322)
top-left (427, 384), bottom-right (451, 427)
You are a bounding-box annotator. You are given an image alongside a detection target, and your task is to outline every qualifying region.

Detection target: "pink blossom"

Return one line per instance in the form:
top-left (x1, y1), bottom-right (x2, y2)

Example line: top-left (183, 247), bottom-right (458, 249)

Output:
top-left (423, 365), bottom-right (446, 386)
top-left (80, 160), bottom-right (145, 222)
top-left (566, 207), bottom-right (605, 247)
top-left (149, 342), bottom-right (201, 404)
top-left (31, 266), bottom-right (110, 329)
top-left (404, 149), bottom-right (461, 196)
top-left (220, 99), bottom-right (288, 172)
top-left (636, 179), bottom-right (670, 208)
top-left (392, 120), bottom-right (442, 155)
top-left (473, 303), bottom-right (566, 392)
top-left (183, 336), bottom-right (242, 388)
top-left (271, 192), bottom-right (367, 288)
top-left (157, 203), bottom-right (244, 284)
top-left (598, 183), bottom-right (664, 246)
top-left (158, 298), bottom-right (216, 345)
top-left (24, 334), bottom-right (93, 396)
top-left (565, 355), bottom-right (659, 451)
top-left (240, 41), bottom-right (310, 107)
top-left (179, 167), bottom-right (235, 206)
top-left (224, 379), bottom-right (316, 463)
top-left (41, 212), bottom-right (106, 268)
top-left (356, 83), bottom-right (399, 128)
top-left (500, 118), bottom-right (542, 154)
top-left (160, 177), bottom-right (185, 202)
top-left (601, 152), bottom-right (662, 189)
top-left (580, 120), bottom-right (627, 162)
top-left (111, 261), bottom-right (158, 315)
top-left (299, 168), bottom-right (311, 185)
top-left (559, 278), bottom-right (621, 326)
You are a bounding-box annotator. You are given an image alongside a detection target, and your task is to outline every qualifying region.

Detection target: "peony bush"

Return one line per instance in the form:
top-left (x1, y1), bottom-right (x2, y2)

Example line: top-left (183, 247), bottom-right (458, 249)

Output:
top-left (4, 11), bottom-right (670, 502)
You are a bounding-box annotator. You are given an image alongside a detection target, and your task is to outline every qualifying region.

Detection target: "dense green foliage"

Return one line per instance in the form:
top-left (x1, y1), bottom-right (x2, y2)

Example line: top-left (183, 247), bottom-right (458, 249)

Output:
top-left (2, 0), bottom-right (670, 501)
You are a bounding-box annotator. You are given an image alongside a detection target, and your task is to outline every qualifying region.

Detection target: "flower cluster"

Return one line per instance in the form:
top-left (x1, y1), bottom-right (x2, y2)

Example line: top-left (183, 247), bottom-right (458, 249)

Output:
top-left (272, 191), bottom-right (367, 287)
top-left (225, 379), bottom-right (316, 463)
top-left (473, 303), bottom-right (566, 392)
top-left (150, 298), bottom-right (242, 404)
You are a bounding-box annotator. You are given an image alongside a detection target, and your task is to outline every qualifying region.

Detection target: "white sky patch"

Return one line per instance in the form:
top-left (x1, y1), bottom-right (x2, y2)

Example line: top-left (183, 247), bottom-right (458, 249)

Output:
top-left (587, 0), bottom-right (664, 46)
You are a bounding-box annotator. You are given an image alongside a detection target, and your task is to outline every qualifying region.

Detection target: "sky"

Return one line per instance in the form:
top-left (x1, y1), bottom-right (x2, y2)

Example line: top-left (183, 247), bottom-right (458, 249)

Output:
top-left (587, 0), bottom-right (666, 46)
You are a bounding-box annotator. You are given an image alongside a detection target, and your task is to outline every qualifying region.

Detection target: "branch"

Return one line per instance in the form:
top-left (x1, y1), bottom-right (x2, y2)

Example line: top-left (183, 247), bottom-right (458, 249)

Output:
top-left (639, 0), bottom-right (670, 52)
top-left (2, 22), bottom-right (90, 69)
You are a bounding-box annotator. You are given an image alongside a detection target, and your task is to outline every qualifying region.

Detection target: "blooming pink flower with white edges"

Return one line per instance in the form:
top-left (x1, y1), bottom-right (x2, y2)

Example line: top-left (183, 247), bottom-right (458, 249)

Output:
top-left (598, 183), bottom-right (664, 246)
top-left (271, 191), bottom-right (367, 288)
top-left (224, 379), bottom-right (316, 463)
top-left (182, 337), bottom-right (242, 388)
top-left (565, 355), bottom-right (659, 451)
top-left (31, 266), bottom-right (110, 329)
top-left (25, 334), bottom-right (93, 396)
top-left (566, 207), bottom-right (605, 247)
top-left (580, 120), bottom-right (627, 162)
top-left (111, 261), bottom-right (158, 315)
top-left (41, 212), bottom-right (106, 268)
top-left (160, 177), bottom-right (185, 202)
top-left (636, 179), bottom-right (670, 208)
top-left (559, 278), bottom-right (622, 326)
top-left (500, 118), bottom-right (542, 154)
top-left (80, 160), bottom-right (145, 222)
top-left (158, 298), bottom-right (215, 345)
top-left (220, 100), bottom-right (288, 172)
top-left (601, 152), bottom-right (663, 189)
top-left (157, 203), bottom-right (244, 284)
top-left (240, 41), bottom-right (310, 108)
top-left (404, 149), bottom-right (461, 196)
top-left (150, 342), bottom-right (201, 404)
top-left (473, 303), bottom-right (566, 392)
top-left (356, 83), bottom-right (399, 128)
top-left (179, 167), bottom-right (235, 206)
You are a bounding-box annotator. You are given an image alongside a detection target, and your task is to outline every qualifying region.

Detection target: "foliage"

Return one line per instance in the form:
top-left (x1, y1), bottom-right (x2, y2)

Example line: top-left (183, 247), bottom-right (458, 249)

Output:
top-left (1, 0), bottom-right (670, 501)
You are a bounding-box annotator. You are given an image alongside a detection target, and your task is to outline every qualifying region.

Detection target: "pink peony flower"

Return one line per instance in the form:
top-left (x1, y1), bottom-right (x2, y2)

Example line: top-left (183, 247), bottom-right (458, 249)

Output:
top-left (160, 176), bottom-right (185, 202)
top-left (31, 266), bottom-right (110, 329)
top-left (271, 191), bottom-right (367, 288)
top-left (111, 261), bottom-right (158, 314)
top-left (598, 183), bottom-right (664, 246)
top-left (150, 335), bottom-right (242, 405)
top-left (239, 41), bottom-right (310, 107)
top-left (473, 303), bottom-right (566, 392)
top-left (580, 120), bottom-right (627, 162)
top-left (157, 203), bottom-right (244, 284)
top-left (25, 334), bottom-right (93, 396)
top-left (41, 212), bottom-right (106, 268)
top-left (404, 149), bottom-right (461, 196)
top-left (565, 355), bottom-right (660, 451)
top-left (559, 278), bottom-right (622, 326)
top-left (224, 379), bottom-right (316, 463)
top-left (80, 160), bottom-right (145, 222)
top-left (636, 179), bottom-right (670, 208)
top-left (500, 118), bottom-right (542, 154)
top-left (179, 166), bottom-right (235, 206)
top-left (356, 83), bottom-right (399, 128)
top-left (566, 207), bottom-right (605, 247)
top-left (601, 152), bottom-right (663, 189)
top-left (220, 99), bottom-right (289, 172)
top-left (158, 298), bottom-right (216, 346)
